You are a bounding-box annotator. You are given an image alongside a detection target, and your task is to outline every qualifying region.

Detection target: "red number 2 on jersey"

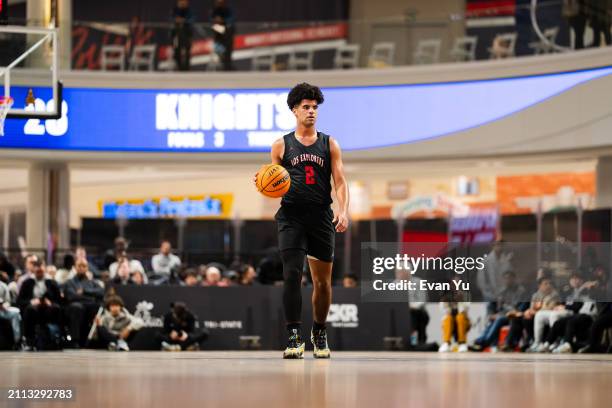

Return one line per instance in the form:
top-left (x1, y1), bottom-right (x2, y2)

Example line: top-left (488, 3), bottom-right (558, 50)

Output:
top-left (305, 165), bottom-right (315, 185)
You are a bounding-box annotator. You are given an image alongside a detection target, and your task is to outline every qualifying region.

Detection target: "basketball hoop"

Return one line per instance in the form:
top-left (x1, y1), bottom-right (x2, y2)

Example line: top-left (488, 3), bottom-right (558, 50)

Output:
top-left (0, 95), bottom-right (14, 136)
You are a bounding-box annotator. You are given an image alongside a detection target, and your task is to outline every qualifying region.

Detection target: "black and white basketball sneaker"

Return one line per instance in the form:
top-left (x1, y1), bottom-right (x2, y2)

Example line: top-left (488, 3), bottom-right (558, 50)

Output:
top-left (311, 328), bottom-right (331, 359)
top-left (283, 329), bottom-right (305, 359)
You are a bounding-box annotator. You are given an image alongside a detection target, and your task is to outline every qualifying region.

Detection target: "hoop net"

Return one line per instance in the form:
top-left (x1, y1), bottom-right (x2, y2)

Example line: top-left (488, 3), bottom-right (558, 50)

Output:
top-left (0, 96), bottom-right (14, 136)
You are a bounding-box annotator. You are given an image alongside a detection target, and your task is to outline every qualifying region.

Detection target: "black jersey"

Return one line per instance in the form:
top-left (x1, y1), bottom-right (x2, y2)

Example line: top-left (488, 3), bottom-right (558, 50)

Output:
top-left (280, 131), bottom-right (333, 207)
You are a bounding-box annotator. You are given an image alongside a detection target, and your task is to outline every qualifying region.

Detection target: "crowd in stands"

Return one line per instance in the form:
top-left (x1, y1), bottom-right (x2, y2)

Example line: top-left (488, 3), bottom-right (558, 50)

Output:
top-left (430, 242), bottom-right (612, 354)
top-left (1, 238), bottom-right (611, 353)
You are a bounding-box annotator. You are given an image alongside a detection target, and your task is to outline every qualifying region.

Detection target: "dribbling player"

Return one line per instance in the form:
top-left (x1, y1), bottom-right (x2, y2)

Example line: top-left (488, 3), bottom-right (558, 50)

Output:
top-left (256, 83), bottom-right (349, 359)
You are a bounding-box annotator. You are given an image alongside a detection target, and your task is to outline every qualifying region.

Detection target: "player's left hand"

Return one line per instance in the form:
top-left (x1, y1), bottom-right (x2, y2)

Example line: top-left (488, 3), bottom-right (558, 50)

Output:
top-left (333, 212), bottom-right (349, 233)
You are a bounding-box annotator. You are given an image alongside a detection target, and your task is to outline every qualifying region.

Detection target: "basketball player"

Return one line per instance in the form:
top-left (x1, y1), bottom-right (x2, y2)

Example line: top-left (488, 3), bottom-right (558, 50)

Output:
top-left (255, 83), bottom-right (349, 359)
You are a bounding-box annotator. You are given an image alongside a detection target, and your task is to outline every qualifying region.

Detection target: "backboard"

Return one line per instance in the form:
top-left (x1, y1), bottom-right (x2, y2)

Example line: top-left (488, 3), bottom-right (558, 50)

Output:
top-left (0, 25), bottom-right (62, 121)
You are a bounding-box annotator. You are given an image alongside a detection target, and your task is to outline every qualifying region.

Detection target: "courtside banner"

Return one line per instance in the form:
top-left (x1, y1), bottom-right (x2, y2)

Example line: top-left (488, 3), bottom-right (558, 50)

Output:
top-left (2, 66), bottom-right (612, 152)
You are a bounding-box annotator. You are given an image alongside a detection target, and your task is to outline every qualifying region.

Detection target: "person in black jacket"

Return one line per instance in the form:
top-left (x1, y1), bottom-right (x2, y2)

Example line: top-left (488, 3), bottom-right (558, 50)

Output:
top-left (63, 259), bottom-right (104, 347)
top-left (210, 0), bottom-right (235, 71)
top-left (159, 302), bottom-right (207, 351)
top-left (16, 259), bottom-right (62, 348)
top-left (578, 302), bottom-right (612, 353)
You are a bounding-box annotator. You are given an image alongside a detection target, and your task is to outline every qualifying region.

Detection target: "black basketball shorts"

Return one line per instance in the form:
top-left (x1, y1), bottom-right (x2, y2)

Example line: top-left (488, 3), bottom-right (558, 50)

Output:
top-left (275, 205), bottom-right (335, 262)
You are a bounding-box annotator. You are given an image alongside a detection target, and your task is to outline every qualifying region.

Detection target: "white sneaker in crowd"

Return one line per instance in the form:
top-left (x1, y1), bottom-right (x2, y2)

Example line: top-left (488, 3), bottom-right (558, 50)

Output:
top-left (526, 342), bottom-right (540, 353)
top-left (438, 342), bottom-right (451, 353)
top-left (458, 343), bottom-right (469, 353)
top-left (117, 339), bottom-right (130, 351)
top-left (536, 342), bottom-right (550, 353)
top-left (553, 342), bottom-right (573, 354)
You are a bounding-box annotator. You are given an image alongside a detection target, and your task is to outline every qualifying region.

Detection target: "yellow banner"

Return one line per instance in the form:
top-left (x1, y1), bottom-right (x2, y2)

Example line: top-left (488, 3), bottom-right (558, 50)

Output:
top-left (98, 194), bottom-right (234, 219)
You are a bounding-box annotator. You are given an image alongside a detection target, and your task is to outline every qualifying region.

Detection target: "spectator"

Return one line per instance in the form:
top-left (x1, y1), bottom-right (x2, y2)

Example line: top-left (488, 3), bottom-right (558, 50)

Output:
top-left (202, 266), bottom-right (227, 287)
top-left (563, 0), bottom-right (588, 49)
top-left (159, 302), bottom-right (207, 351)
top-left (0, 278), bottom-right (21, 349)
top-left (439, 301), bottom-right (470, 353)
top-left (182, 269), bottom-right (199, 287)
top-left (404, 271), bottom-right (429, 345)
top-left (578, 302), bottom-right (612, 353)
top-left (532, 271), bottom-right (591, 352)
top-left (131, 269), bottom-right (145, 286)
top-left (64, 259), bottom-right (104, 347)
top-left (45, 265), bottom-right (57, 281)
top-left (104, 237), bottom-right (128, 270)
top-left (550, 274), bottom-right (598, 353)
top-left (94, 295), bottom-right (143, 351)
top-left (527, 275), bottom-right (572, 353)
top-left (342, 274), bottom-right (358, 288)
top-left (473, 270), bottom-right (526, 352)
top-left (210, 0), bottom-right (235, 71)
top-left (477, 240), bottom-right (512, 303)
top-left (257, 248), bottom-right (283, 284)
top-left (16, 254), bottom-right (39, 293)
top-left (589, 0), bottom-right (612, 47)
top-left (0, 251), bottom-right (16, 281)
top-left (172, 0), bottom-right (194, 71)
top-left (238, 264), bottom-right (258, 286)
top-left (16, 259), bottom-right (62, 350)
top-left (503, 276), bottom-right (560, 352)
top-left (109, 252), bottom-right (147, 283)
top-left (55, 253), bottom-right (75, 285)
top-left (151, 241), bottom-right (182, 276)
top-left (75, 246), bottom-right (99, 276)
top-left (112, 260), bottom-right (133, 285)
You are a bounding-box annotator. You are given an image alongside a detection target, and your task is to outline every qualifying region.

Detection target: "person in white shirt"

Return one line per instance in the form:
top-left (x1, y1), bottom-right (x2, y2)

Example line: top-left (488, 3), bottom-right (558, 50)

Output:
top-left (151, 241), bottom-right (182, 276)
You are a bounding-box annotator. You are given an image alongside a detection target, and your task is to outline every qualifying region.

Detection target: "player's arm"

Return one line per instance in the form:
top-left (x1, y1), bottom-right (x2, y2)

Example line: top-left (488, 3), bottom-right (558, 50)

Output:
top-left (270, 138), bottom-right (284, 164)
top-left (253, 138), bottom-right (284, 187)
top-left (330, 137), bottom-right (349, 233)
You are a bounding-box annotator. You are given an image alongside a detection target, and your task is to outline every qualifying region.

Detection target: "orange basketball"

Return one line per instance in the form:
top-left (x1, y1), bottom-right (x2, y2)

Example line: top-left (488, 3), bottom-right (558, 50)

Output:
top-left (256, 164), bottom-right (291, 198)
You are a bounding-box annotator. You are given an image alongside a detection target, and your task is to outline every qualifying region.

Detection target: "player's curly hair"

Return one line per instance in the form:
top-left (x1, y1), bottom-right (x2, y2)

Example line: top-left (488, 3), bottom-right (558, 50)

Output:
top-left (287, 82), bottom-right (324, 110)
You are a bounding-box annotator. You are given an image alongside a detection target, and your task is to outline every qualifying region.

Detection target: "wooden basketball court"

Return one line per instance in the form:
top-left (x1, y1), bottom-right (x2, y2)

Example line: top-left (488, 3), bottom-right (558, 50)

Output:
top-left (2, 351), bottom-right (612, 407)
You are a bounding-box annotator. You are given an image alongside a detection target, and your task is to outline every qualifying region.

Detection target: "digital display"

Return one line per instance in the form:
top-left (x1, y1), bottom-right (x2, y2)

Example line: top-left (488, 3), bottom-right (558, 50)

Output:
top-left (1, 66), bottom-right (611, 152)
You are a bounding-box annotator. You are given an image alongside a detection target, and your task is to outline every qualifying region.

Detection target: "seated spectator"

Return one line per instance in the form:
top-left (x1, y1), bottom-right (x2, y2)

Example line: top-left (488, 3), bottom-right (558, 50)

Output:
top-left (473, 270), bottom-right (526, 352)
top-left (104, 236), bottom-right (128, 271)
top-left (439, 301), bottom-right (470, 353)
top-left (94, 295), bottom-right (143, 351)
top-left (16, 254), bottom-right (39, 293)
top-left (182, 269), bottom-right (199, 287)
top-left (159, 302), bottom-right (207, 351)
top-left (256, 248), bottom-right (283, 285)
top-left (238, 264), bottom-right (258, 286)
top-left (578, 302), bottom-right (612, 353)
top-left (0, 251), bottom-right (16, 281)
top-left (0, 278), bottom-right (22, 349)
top-left (75, 246), bottom-right (99, 277)
top-left (503, 276), bottom-right (559, 352)
top-left (55, 254), bottom-right (75, 285)
top-left (64, 259), bottom-right (104, 347)
top-left (202, 266), bottom-right (227, 287)
top-left (406, 272), bottom-right (428, 346)
top-left (131, 269), bottom-right (146, 286)
top-left (151, 240), bottom-right (182, 277)
top-left (538, 271), bottom-right (595, 352)
top-left (112, 260), bottom-right (133, 285)
top-left (342, 274), bottom-right (358, 288)
top-left (109, 252), bottom-right (147, 283)
top-left (529, 276), bottom-right (566, 352)
top-left (16, 259), bottom-right (62, 350)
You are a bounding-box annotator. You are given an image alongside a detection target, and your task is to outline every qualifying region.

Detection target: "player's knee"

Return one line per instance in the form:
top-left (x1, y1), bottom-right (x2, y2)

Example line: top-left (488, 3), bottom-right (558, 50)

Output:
top-left (312, 279), bottom-right (331, 293)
